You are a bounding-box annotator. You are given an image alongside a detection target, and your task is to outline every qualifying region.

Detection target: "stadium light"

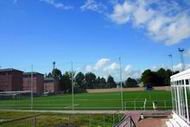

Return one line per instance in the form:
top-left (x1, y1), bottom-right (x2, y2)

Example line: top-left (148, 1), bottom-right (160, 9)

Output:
top-left (53, 61), bottom-right (56, 70)
top-left (119, 57), bottom-right (124, 110)
top-left (178, 48), bottom-right (185, 71)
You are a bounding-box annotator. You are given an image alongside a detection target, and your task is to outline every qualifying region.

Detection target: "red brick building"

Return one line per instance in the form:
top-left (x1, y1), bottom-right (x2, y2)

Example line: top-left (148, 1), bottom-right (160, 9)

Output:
top-left (44, 77), bottom-right (59, 93)
top-left (23, 72), bottom-right (44, 95)
top-left (0, 68), bottom-right (23, 91)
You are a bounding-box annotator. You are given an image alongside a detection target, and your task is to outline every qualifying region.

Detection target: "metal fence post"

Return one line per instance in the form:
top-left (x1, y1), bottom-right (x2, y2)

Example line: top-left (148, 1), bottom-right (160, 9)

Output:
top-left (164, 100), bottom-right (166, 110)
top-left (68, 115), bottom-right (70, 126)
top-left (88, 114), bottom-right (91, 127)
top-left (134, 101), bottom-right (136, 110)
top-left (32, 116), bottom-right (36, 127)
top-left (104, 115), bottom-right (105, 127)
top-left (112, 114), bottom-right (115, 126)
top-left (125, 102), bottom-right (126, 110)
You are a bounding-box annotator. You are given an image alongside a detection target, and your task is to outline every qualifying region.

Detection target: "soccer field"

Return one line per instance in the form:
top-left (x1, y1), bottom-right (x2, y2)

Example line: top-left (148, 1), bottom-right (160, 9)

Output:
top-left (0, 90), bottom-right (172, 110)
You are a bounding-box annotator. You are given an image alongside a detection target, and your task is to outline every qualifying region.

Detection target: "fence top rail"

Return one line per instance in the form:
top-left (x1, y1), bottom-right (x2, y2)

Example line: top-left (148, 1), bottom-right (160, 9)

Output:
top-left (0, 114), bottom-right (41, 125)
top-left (0, 91), bottom-right (31, 94)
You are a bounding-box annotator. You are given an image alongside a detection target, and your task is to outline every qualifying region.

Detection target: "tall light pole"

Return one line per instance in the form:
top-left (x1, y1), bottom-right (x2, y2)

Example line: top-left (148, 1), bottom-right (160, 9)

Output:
top-left (71, 61), bottom-right (74, 111)
top-left (31, 65), bottom-right (34, 110)
top-left (53, 61), bottom-right (56, 70)
top-left (119, 57), bottom-right (123, 110)
top-left (178, 48), bottom-right (185, 71)
top-left (168, 54), bottom-right (174, 110)
top-left (168, 54), bottom-right (174, 74)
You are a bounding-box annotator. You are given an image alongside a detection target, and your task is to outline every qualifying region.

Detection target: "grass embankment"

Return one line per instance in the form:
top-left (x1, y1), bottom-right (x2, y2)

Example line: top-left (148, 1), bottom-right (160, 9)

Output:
top-left (0, 111), bottom-right (122, 127)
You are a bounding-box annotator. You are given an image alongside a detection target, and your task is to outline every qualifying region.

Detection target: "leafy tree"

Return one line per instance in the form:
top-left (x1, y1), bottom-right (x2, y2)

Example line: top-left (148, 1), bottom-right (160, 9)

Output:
top-left (117, 82), bottom-right (124, 88)
top-left (60, 72), bottom-right (72, 93)
top-left (47, 73), bottom-right (53, 78)
top-left (96, 76), bottom-right (101, 88)
top-left (99, 77), bottom-right (106, 88)
top-left (75, 72), bottom-right (85, 89)
top-left (107, 75), bottom-right (116, 88)
top-left (85, 72), bottom-right (96, 89)
top-left (165, 69), bottom-right (173, 85)
top-left (156, 68), bottom-right (166, 85)
top-left (141, 69), bottom-right (152, 84)
top-left (141, 69), bottom-right (159, 86)
top-left (52, 68), bottom-right (62, 80)
top-left (141, 68), bottom-right (176, 87)
top-left (125, 77), bottom-right (138, 87)
top-left (156, 68), bottom-right (174, 86)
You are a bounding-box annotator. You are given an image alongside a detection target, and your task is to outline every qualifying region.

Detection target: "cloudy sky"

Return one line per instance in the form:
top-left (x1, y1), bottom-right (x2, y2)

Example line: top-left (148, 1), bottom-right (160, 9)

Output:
top-left (0, 0), bottom-right (190, 80)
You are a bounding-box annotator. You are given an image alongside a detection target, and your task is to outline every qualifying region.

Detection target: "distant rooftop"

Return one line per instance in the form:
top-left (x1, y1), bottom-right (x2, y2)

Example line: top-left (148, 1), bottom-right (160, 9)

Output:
top-left (24, 72), bottom-right (44, 76)
top-left (44, 77), bottom-right (58, 83)
top-left (0, 68), bottom-right (23, 73)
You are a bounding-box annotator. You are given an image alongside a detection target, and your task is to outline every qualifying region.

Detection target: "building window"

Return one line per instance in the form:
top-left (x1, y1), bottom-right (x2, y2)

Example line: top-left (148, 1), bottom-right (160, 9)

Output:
top-left (185, 80), bottom-right (189, 85)
top-left (182, 80), bottom-right (184, 85)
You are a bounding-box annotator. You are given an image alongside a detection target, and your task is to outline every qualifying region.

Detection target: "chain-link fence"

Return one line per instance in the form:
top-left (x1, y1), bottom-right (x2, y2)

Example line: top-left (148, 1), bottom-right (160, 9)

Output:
top-left (0, 63), bottom-right (172, 111)
top-left (124, 100), bottom-right (172, 110)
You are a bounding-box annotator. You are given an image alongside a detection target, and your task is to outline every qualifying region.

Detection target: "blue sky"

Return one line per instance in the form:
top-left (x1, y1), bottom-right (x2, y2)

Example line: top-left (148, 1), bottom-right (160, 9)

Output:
top-left (0, 0), bottom-right (190, 79)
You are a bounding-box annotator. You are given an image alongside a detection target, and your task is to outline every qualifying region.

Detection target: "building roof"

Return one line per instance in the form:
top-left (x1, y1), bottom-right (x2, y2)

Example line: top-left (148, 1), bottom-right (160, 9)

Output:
top-left (23, 72), bottom-right (44, 76)
top-left (170, 68), bottom-right (190, 81)
top-left (44, 77), bottom-right (58, 83)
top-left (0, 68), bottom-right (23, 73)
top-left (44, 77), bottom-right (54, 81)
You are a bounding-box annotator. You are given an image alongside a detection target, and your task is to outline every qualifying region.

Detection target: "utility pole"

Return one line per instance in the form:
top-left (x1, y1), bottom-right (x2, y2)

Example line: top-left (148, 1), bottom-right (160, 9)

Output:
top-left (119, 57), bottom-right (123, 110)
top-left (31, 65), bottom-right (34, 110)
top-left (71, 61), bottom-right (74, 111)
top-left (168, 54), bottom-right (174, 74)
top-left (178, 48), bottom-right (185, 71)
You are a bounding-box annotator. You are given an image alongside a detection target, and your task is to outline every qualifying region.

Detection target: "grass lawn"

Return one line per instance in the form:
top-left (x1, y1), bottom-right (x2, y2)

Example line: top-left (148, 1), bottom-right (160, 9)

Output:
top-left (0, 90), bottom-right (172, 110)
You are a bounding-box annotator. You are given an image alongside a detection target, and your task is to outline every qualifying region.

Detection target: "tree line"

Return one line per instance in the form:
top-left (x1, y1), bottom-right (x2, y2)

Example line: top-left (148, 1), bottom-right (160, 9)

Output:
top-left (141, 68), bottom-right (179, 87)
top-left (45, 68), bottom-right (178, 93)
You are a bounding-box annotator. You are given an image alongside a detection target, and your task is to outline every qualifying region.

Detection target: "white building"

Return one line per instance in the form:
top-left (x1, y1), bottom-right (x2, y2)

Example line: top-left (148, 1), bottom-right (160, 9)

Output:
top-left (166, 69), bottom-right (190, 127)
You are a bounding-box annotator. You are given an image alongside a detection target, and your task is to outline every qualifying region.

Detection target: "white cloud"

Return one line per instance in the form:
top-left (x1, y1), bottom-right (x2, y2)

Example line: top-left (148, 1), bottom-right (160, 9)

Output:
top-left (83, 58), bottom-right (142, 81)
top-left (84, 58), bottom-right (111, 72)
top-left (173, 63), bottom-right (190, 71)
top-left (110, 0), bottom-right (190, 45)
top-left (80, 0), bottom-right (107, 13)
top-left (83, 58), bottom-right (190, 81)
top-left (124, 65), bottom-right (132, 72)
top-left (85, 65), bottom-right (94, 72)
top-left (104, 62), bottom-right (120, 71)
top-left (124, 65), bottom-right (142, 79)
top-left (94, 58), bottom-right (110, 70)
top-left (40, 0), bottom-right (73, 10)
top-left (110, 1), bottom-right (134, 24)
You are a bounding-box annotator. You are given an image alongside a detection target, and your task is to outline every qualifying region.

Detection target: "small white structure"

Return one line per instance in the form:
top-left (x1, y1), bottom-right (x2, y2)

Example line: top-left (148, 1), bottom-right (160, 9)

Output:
top-left (166, 69), bottom-right (190, 127)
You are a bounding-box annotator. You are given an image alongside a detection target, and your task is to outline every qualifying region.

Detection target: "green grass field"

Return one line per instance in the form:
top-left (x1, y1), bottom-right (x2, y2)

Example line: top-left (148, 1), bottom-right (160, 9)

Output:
top-left (0, 90), bottom-right (172, 110)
